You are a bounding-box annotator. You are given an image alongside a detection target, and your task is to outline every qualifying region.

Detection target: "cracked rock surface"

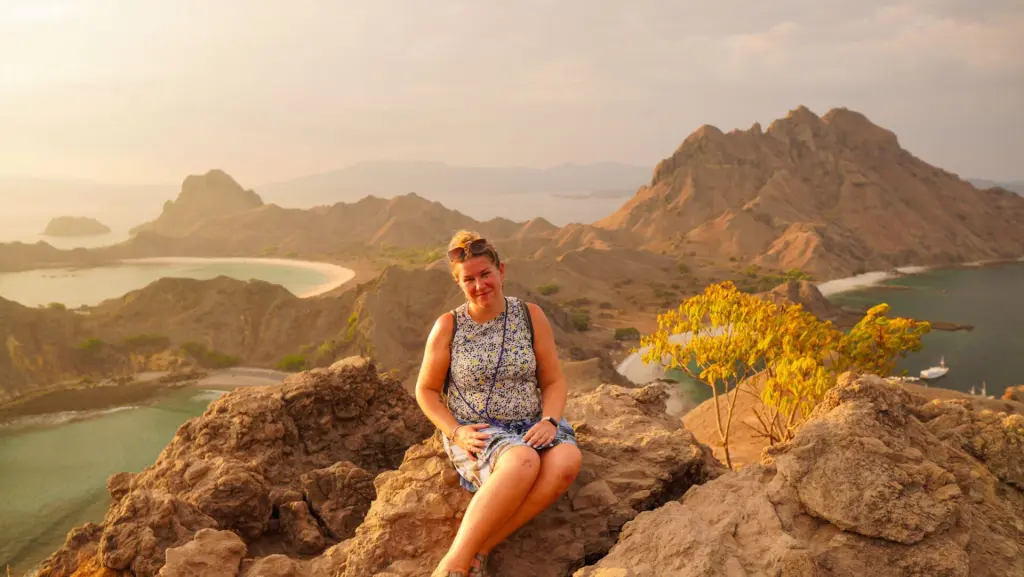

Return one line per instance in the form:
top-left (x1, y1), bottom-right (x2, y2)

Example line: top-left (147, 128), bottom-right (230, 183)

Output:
top-left (34, 358), bottom-right (723, 577)
top-left (574, 374), bottom-right (1024, 577)
top-left (35, 357), bottom-right (433, 577)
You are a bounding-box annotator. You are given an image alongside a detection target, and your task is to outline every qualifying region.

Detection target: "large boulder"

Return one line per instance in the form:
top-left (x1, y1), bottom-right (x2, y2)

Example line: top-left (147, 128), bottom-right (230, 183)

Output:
top-left (575, 374), bottom-right (1024, 577)
top-left (325, 382), bottom-right (724, 577)
top-left (36, 358), bottom-right (433, 577)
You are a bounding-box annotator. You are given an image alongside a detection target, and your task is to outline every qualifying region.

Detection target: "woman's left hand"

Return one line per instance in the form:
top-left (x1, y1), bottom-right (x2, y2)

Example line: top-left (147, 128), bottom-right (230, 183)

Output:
top-left (523, 419), bottom-right (557, 449)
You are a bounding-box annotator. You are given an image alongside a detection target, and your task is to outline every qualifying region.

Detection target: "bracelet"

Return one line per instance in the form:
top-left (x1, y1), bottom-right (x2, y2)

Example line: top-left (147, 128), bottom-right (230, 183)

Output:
top-left (448, 424), bottom-right (463, 439)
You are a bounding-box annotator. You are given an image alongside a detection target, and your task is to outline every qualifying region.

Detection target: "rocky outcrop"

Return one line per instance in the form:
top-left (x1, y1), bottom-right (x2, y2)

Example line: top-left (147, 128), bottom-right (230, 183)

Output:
top-left (36, 362), bottom-right (722, 577)
top-left (594, 106), bottom-right (1024, 277)
top-left (129, 169), bottom-right (263, 238)
top-left (42, 216), bottom-right (112, 237)
top-left (326, 383), bottom-right (723, 577)
top-left (1003, 384), bottom-right (1024, 403)
top-left (35, 357), bottom-right (433, 577)
top-left (760, 279), bottom-right (860, 325)
top-left (576, 374), bottom-right (1024, 576)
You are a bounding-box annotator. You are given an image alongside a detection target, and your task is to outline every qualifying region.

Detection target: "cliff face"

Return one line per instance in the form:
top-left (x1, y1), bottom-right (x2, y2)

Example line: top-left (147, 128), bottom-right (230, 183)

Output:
top-left (0, 298), bottom-right (90, 403)
top-left (35, 359), bottom-right (723, 577)
top-left (129, 169), bottom-right (264, 238)
top-left (36, 367), bottom-right (1022, 577)
top-left (595, 106), bottom-right (1024, 277)
top-left (578, 374), bottom-right (1023, 577)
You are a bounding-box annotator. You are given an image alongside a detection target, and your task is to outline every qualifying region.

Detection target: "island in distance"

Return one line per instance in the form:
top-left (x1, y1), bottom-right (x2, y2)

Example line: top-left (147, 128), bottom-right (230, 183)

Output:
top-left (42, 216), bottom-right (112, 237)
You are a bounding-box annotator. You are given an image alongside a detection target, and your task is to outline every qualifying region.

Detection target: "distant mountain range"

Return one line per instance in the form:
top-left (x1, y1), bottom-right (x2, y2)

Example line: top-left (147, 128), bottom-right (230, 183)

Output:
top-left (967, 178), bottom-right (1024, 195)
top-left (0, 162), bottom-right (650, 230)
top-left (256, 161), bottom-right (650, 224)
top-left (257, 160), bottom-right (649, 202)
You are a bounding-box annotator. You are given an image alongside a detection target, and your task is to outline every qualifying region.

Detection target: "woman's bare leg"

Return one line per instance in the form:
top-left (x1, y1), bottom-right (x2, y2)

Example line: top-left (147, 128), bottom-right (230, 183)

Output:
top-left (436, 446), bottom-right (541, 573)
top-left (478, 443), bottom-right (582, 554)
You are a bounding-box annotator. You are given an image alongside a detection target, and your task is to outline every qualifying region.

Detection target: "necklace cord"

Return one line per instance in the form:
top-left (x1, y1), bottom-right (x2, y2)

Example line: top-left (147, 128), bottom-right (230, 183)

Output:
top-left (449, 297), bottom-right (509, 427)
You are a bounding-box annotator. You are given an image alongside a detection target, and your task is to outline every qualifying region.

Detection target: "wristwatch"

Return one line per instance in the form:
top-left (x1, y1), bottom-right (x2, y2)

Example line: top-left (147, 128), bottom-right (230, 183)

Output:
top-left (541, 416), bottom-right (558, 428)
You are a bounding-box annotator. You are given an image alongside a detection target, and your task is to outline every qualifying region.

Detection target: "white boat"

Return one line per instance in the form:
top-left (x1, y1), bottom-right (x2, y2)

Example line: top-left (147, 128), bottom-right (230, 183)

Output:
top-left (920, 357), bottom-right (949, 380)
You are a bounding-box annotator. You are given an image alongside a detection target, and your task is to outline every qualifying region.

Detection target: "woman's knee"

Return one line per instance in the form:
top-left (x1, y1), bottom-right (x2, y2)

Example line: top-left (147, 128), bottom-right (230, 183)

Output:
top-left (496, 445), bottom-right (541, 476)
top-left (544, 444), bottom-right (582, 488)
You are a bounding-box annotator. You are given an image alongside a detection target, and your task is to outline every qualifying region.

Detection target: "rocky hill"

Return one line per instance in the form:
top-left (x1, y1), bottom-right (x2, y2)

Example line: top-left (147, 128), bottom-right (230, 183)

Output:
top-left (42, 216), bottom-right (111, 237)
top-left (594, 106), bottom-right (1024, 278)
top-left (129, 169), bottom-right (264, 237)
top-left (0, 261), bottom-right (634, 405)
top-left (33, 363), bottom-right (1022, 577)
top-left (582, 374), bottom-right (1023, 577)
top-left (33, 358), bottom-right (723, 577)
top-left (84, 268), bottom-right (620, 384)
top-left (0, 298), bottom-right (92, 403)
top-left (0, 297), bottom-right (196, 407)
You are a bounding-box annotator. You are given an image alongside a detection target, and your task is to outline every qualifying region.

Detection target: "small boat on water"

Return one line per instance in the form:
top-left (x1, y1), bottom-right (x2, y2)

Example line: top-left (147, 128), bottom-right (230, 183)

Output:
top-left (920, 357), bottom-right (949, 380)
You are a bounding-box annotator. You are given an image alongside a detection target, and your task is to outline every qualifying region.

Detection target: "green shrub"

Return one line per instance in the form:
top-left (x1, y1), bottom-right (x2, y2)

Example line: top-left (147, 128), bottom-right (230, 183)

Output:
top-left (180, 341), bottom-right (240, 369)
top-left (537, 284), bottom-right (559, 296)
top-left (614, 327), bottom-right (641, 341)
top-left (277, 354), bottom-right (307, 372)
top-left (569, 309), bottom-right (590, 331)
top-left (78, 338), bottom-right (105, 353)
top-left (47, 302), bottom-right (67, 311)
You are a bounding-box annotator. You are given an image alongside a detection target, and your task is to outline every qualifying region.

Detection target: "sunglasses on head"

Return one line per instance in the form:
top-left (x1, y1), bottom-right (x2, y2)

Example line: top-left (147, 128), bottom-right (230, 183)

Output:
top-left (447, 238), bottom-right (491, 262)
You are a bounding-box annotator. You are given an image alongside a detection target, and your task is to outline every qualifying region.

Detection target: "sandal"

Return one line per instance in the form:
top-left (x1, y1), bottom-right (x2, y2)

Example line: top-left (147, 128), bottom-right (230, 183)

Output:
top-left (468, 553), bottom-right (489, 577)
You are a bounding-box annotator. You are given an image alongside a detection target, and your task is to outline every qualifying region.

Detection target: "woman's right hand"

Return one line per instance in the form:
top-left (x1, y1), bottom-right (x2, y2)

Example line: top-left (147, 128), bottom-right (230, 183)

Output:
top-left (452, 423), bottom-right (491, 460)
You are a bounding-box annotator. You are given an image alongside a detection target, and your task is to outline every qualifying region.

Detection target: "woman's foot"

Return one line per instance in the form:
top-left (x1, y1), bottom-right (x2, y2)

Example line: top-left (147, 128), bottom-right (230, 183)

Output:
top-left (433, 553), bottom-right (470, 577)
top-left (468, 552), bottom-right (489, 576)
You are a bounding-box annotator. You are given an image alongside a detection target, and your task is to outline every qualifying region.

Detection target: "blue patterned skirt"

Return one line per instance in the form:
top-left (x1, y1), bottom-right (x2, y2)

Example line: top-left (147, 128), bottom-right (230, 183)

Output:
top-left (442, 417), bottom-right (578, 492)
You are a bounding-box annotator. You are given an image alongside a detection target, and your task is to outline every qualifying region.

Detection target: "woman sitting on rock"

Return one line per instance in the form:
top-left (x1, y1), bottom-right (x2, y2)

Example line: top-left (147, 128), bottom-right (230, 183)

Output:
top-left (415, 230), bottom-right (583, 577)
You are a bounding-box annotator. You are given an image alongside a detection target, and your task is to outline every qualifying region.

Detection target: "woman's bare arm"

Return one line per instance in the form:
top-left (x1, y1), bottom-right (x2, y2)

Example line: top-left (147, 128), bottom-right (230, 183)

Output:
top-left (528, 302), bottom-right (568, 422)
top-left (415, 313), bottom-right (461, 437)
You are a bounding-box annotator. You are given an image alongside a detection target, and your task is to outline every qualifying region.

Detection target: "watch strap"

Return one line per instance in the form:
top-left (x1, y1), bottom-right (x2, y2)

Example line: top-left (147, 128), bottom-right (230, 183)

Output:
top-left (542, 416), bottom-right (558, 427)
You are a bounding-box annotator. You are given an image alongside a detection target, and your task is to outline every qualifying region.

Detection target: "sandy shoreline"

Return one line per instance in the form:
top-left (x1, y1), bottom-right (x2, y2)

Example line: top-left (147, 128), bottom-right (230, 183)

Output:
top-left (119, 256), bottom-right (356, 297)
top-left (0, 368), bottom-right (292, 427)
top-left (815, 258), bottom-right (1024, 297)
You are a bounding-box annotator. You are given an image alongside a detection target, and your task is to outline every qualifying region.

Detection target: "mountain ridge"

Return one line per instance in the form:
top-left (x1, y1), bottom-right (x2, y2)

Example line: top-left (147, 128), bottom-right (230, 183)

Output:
top-left (594, 105), bottom-right (1024, 277)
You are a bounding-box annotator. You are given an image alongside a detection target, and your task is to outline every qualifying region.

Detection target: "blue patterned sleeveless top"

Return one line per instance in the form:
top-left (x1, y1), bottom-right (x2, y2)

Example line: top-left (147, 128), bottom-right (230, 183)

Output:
top-left (446, 296), bottom-right (541, 424)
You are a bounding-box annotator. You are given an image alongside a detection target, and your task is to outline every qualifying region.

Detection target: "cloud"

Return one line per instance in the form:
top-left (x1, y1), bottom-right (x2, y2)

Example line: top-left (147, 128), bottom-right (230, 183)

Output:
top-left (0, 1), bottom-right (75, 23)
top-left (0, 0), bottom-right (1021, 182)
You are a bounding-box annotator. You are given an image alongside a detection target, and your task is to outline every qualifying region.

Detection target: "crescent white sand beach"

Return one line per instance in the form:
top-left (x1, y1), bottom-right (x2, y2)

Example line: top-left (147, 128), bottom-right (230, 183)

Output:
top-left (815, 256), bottom-right (1024, 297)
top-left (118, 257), bottom-right (356, 297)
top-left (815, 265), bottom-right (933, 297)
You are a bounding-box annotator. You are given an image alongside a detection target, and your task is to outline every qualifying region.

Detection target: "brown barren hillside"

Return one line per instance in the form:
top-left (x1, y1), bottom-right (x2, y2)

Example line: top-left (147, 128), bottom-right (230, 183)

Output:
top-left (74, 268), bottom-right (621, 389)
top-left (595, 106), bottom-right (1024, 277)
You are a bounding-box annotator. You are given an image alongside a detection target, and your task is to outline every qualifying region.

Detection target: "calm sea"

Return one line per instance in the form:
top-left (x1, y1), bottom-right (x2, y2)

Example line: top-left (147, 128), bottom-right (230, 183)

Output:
top-left (827, 262), bottom-right (1024, 399)
top-left (0, 259), bottom-right (340, 308)
top-left (0, 388), bottom-right (217, 575)
top-left (640, 262), bottom-right (1024, 408)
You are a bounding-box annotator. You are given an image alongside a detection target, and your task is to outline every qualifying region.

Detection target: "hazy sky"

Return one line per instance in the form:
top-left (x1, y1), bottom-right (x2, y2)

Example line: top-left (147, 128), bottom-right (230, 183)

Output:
top-left (1, 0), bottom-right (1021, 185)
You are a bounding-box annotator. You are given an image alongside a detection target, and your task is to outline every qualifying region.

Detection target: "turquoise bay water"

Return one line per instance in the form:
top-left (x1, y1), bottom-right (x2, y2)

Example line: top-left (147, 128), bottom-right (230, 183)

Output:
top-left (0, 259), bottom-right (342, 308)
top-left (0, 389), bottom-right (220, 574)
top-left (652, 262), bottom-right (1024, 404)
top-left (827, 262), bottom-right (1024, 399)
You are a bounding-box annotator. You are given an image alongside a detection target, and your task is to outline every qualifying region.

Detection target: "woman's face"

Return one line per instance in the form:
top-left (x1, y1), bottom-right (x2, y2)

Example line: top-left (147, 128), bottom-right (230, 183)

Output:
top-left (455, 255), bottom-right (504, 308)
